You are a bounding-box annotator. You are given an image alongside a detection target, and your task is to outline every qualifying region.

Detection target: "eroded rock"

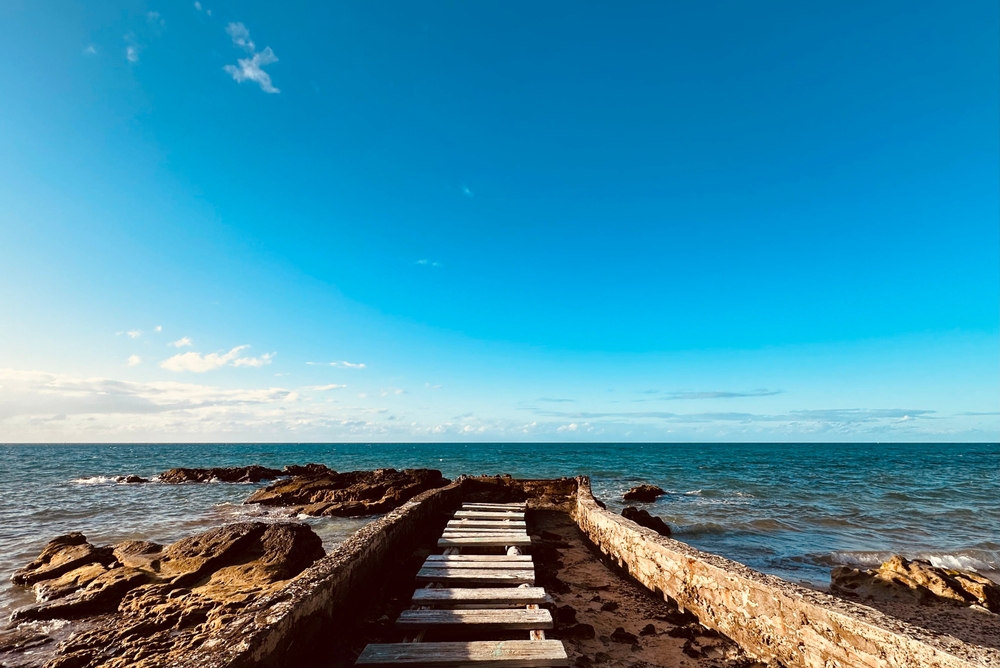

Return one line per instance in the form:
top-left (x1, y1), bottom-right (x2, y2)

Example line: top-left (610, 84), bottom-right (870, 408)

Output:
top-left (621, 506), bottom-right (672, 537)
top-left (831, 555), bottom-right (1000, 612)
top-left (623, 484), bottom-right (665, 502)
top-left (115, 475), bottom-right (150, 484)
top-left (12, 533), bottom-right (115, 586)
top-left (5, 522), bottom-right (325, 667)
top-left (158, 465), bottom-right (284, 484)
top-left (245, 467), bottom-right (449, 517)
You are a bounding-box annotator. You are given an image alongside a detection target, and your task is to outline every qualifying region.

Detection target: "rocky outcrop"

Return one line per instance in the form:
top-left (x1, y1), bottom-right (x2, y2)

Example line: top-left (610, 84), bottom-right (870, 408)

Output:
top-left (245, 468), bottom-right (449, 516)
top-left (623, 484), bottom-right (665, 502)
top-left (621, 506), bottom-right (672, 537)
top-left (158, 465), bottom-right (284, 483)
top-left (114, 475), bottom-right (149, 484)
top-left (831, 555), bottom-right (1000, 613)
top-left (4, 523), bottom-right (325, 667)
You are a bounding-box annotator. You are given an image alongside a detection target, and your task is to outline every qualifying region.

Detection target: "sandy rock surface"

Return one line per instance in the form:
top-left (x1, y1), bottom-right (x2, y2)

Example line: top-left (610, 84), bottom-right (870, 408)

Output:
top-left (245, 467), bottom-right (449, 516)
top-left (1, 522), bottom-right (325, 668)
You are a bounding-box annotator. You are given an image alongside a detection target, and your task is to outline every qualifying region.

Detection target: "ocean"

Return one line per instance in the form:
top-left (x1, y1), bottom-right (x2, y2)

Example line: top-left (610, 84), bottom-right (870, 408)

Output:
top-left (1, 442), bottom-right (997, 617)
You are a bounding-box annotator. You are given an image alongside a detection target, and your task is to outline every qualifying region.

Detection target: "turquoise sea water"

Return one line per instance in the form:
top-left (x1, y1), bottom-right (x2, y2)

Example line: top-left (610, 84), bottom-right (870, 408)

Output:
top-left (1, 442), bottom-right (997, 617)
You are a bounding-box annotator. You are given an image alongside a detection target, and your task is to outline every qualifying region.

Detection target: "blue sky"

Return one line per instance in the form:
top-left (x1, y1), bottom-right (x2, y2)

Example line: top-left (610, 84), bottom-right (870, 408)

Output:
top-left (1, 1), bottom-right (997, 442)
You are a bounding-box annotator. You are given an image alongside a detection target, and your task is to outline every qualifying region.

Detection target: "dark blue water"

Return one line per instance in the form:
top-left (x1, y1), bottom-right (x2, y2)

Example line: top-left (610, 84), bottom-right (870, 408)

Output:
top-left (1, 442), bottom-right (997, 617)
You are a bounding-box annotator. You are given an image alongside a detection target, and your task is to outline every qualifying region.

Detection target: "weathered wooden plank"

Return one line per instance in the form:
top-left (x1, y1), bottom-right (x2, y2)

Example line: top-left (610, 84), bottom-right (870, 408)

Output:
top-left (415, 568), bottom-right (534, 585)
top-left (411, 587), bottom-right (547, 606)
top-left (447, 520), bottom-right (527, 528)
top-left (461, 503), bottom-right (527, 510)
top-left (454, 511), bottom-right (525, 519)
top-left (396, 608), bottom-right (553, 631)
top-left (422, 558), bottom-right (529, 570)
top-left (425, 555), bottom-right (533, 563)
top-left (441, 527), bottom-right (528, 536)
top-left (356, 640), bottom-right (568, 667)
top-left (438, 536), bottom-right (532, 547)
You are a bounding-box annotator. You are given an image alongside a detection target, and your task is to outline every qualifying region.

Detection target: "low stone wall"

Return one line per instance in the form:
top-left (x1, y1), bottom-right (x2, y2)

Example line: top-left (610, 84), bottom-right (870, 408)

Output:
top-left (573, 477), bottom-right (992, 668)
top-left (175, 480), bottom-right (466, 668)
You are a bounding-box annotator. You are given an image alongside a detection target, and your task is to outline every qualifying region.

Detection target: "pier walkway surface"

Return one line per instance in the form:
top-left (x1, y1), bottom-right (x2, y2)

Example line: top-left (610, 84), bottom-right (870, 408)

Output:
top-left (356, 502), bottom-right (569, 667)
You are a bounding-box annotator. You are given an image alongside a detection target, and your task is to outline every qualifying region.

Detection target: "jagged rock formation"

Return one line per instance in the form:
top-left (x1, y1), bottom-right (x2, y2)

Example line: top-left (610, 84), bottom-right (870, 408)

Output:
top-left (2, 523), bottom-right (325, 667)
top-left (623, 484), bottom-right (665, 502)
top-left (831, 555), bottom-right (1000, 613)
top-left (157, 464), bottom-right (285, 483)
top-left (245, 467), bottom-right (449, 516)
top-left (621, 506), bottom-right (672, 537)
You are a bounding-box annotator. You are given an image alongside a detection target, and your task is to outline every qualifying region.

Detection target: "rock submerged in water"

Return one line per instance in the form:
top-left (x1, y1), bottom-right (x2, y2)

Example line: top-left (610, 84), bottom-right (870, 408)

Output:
top-left (623, 484), bottom-right (665, 502)
top-left (245, 467), bottom-right (449, 517)
top-left (4, 522), bottom-right (325, 667)
top-left (831, 554), bottom-right (1000, 613)
top-left (621, 506), bottom-right (672, 537)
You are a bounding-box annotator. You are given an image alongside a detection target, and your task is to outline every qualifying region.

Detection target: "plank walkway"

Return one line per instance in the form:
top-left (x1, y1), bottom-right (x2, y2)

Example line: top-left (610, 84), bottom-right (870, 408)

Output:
top-left (356, 501), bottom-right (568, 667)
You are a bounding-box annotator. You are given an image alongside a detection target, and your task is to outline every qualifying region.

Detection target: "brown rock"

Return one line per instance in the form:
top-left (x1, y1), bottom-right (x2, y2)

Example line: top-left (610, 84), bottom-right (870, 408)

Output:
top-left (11, 533), bottom-right (115, 585)
top-left (831, 555), bottom-right (1000, 612)
top-left (32, 562), bottom-right (109, 602)
top-left (245, 467), bottom-right (449, 517)
top-left (639, 623), bottom-right (657, 636)
top-left (282, 463), bottom-right (334, 477)
top-left (623, 484), bottom-right (665, 502)
top-left (559, 623), bottom-right (596, 639)
top-left (158, 465), bottom-right (284, 483)
top-left (600, 600), bottom-right (620, 612)
top-left (115, 475), bottom-right (150, 484)
top-left (6, 522), bottom-right (325, 667)
top-left (610, 626), bottom-right (639, 644)
top-left (621, 506), bottom-right (672, 537)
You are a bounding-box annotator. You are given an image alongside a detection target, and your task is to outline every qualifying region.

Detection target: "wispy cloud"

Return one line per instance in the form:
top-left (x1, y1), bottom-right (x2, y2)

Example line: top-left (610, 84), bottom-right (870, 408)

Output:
top-left (306, 361), bottom-right (366, 369)
top-left (83, 45), bottom-right (97, 56)
top-left (536, 397), bottom-right (577, 403)
top-left (154, 325), bottom-right (162, 332)
top-left (168, 337), bottom-right (193, 348)
top-left (160, 345), bottom-right (274, 372)
top-left (124, 34), bottom-right (141, 63)
top-left (305, 384), bottom-right (347, 391)
top-left (223, 23), bottom-right (279, 93)
top-left (193, 1), bottom-right (211, 15)
top-left (661, 389), bottom-right (782, 400)
top-left (146, 11), bottom-right (165, 27)
top-left (126, 330), bottom-right (142, 339)
top-left (462, 185), bottom-right (474, 198)
top-left (416, 259), bottom-right (442, 267)
top-left (127, 355), bottom-right (141, 367)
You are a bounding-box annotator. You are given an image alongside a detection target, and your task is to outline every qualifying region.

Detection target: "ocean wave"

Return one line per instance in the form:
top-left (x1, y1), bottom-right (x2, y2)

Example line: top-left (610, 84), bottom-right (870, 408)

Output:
top-left (70, 476), bottom-right (118, 485)
top-left (823, 550), bottom-right (999, 573)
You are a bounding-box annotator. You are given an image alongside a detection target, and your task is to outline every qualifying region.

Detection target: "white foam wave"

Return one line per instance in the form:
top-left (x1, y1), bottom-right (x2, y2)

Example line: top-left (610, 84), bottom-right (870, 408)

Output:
top-left (70, 476), bottom-right (116, 485)
top-left (830, 550), bottom-right (998, 573)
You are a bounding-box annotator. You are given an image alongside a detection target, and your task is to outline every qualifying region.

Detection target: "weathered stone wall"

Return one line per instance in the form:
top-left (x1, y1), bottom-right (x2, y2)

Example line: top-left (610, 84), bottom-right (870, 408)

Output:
top-left (573, 477), bottom-right (993, 668)
top-left (173, 480), bottom-right (466, 668)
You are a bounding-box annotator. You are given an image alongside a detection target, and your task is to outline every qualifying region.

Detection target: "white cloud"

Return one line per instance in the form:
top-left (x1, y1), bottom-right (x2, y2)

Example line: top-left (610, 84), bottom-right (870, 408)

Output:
top-left (232, 352), bottom-right (275, 368)
top-left (416, 259), bottom-right (442, 267)
top-left (126, 330), bottom-right (142, 339)
top-left (160, 345), bottom-right (273, 372)
top-left (306, 384), bottom-right (347, 391)
top-left (147, 11), bottom-right (165, 27)
top-left (126, 45), bottom-right (139, 63)
top-left (194, 1), bottom-right (202, 9)
top-left (462, 185), bottom-right (473, 198)
top-left (223, 23), bottom-right (279, 93)
top-left (127, 355), bottom-right (141, 367)
top-left (154, 325), bottom-right (162, 332)
top-left (306, 361), bottom-right (366, 369)
top-left (169, 337), bottom-right (193, 348)
top-left (225, 22), bottom-right (255, 51)
top-left (83, 45), bottom-right (97, 55)
top-left (557, 423), bottom-right (579, 432)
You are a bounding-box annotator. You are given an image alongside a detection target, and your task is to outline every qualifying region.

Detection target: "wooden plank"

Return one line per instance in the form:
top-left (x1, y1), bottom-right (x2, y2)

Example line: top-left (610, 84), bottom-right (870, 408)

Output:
top-left (443, 529), bottom-right (528, 536)
top-left (438, 536), bottom-right (531, 548)
top-left (461, 503), bottom-right (527, 509)
top-left (423, 558), bottom-right (529, 570)
top-left (356, 640), bottom-right (568, 667)
top-left (396, 608), bottom-right (553, 632)
top-left (411, 587), bottom-right (547, 606)
top-left (426, 555), bottom-right (533, 563)
top-left (415, 568), bottom-right (534, 585)
top-left (454, 511), bottom-right (524, 519)
top-left (447, 520), bottom-right (527, 528)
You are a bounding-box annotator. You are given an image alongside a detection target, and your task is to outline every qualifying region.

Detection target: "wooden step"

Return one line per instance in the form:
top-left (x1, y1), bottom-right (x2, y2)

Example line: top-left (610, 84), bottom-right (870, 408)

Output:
top-left (423, 558), bottom-right (529, 570)
top-left (415, 567), bottom-right (534, 585)
top-left (461, 503), bottom-right (527, 510)
top-left (396, 608), bottom-right (553, 632)
top-left (447, 520), bottom-right (527, 529)
top-left (356, 640), bottom-right (568, 667)
top-left (411, 587), bottom-right (547, 607)
top-left (443, 529), bottom-right (528, 536)
top-left (425, 555), bottom-right (533, 563)
top-left (454, 511), bottom-right (525, 519)
top-left (438, 535), bottom-right (531, 548)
